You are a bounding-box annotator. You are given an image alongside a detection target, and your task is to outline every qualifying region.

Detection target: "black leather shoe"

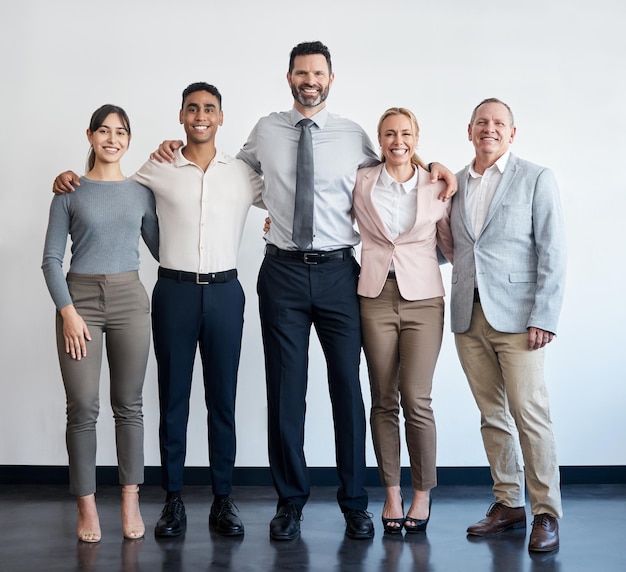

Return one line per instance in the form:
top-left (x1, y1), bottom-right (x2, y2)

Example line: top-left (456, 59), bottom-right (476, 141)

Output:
top-left (344, 510), bottom-right (375, 539)
top-left (269, 503), bottom-right (302, 541)
top-left (155, 497), bottom-right (187, 537)
top-left (209, 497), bottom-right (244, 536)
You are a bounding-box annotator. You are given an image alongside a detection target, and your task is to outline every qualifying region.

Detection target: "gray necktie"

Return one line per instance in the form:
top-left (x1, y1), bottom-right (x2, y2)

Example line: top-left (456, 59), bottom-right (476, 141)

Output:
top-left (293, 118), bottom-right (314, 249)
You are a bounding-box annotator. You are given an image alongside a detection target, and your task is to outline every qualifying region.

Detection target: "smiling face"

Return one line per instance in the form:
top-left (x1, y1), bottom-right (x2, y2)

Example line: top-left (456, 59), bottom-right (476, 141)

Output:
top-left (179, 90), bottom-right (223, 146)
top-left (287, 54), bottom-right (334, 113)
top-left (378, 112), bottom-right (417, 171)
top-left (86, 113), bottom-right (130, 166)
top-left (468, 101), bottom-right (516, 165)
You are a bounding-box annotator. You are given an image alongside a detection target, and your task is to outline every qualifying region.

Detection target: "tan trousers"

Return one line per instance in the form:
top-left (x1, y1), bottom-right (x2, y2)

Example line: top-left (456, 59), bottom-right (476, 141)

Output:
top-left (454, 303), bottom-right (562, 517)
top-left (360, 280), bottom-right (443, 490)
top-left (56, 272), bottom-right (150, 497)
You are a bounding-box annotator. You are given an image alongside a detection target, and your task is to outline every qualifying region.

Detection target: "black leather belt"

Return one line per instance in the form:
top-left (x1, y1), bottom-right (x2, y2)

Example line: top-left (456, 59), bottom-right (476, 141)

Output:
top-left (387, 271), bottom-right (397, 280)
top-left (265, 244), bottom-right (353, 265)
top-left (473, 288), bottom-right (481, 303)
top-left (158, 267), bottom-right (237, 285)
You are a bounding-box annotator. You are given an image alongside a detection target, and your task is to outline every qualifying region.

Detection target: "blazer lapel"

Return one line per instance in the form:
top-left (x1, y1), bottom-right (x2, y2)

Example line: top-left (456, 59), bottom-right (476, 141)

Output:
top-left (402, 166), bottom-right (436, 239)
top-left (480, 154), bottom-right (520, 234)
top-left (361, 165), bottom-right (394, 241)
top-left (457, 166), bottom-right (476, 240)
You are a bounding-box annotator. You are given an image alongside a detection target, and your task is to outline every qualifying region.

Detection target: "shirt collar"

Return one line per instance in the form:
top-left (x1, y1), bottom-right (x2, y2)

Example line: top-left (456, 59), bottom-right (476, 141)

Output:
top-left (468, 150), bottom-right (511, 179)
top-left (290, 106), bottom-right (329, 129)
top-left (174, 147), bottom-right (227, 167)
top-left (380, 164), bottom-right (418, 194)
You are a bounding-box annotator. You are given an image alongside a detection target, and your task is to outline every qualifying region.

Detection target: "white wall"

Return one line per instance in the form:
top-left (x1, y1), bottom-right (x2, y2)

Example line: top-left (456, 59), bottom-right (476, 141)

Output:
top-left (1, 0), bottom-right (624, 470)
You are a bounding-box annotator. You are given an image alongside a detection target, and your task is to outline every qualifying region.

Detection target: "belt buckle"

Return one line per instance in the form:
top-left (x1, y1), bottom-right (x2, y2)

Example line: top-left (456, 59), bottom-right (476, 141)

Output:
top-left (196, 273), bottom-right (210, 285)
top-left (303, 252), bottom-right (318, 265)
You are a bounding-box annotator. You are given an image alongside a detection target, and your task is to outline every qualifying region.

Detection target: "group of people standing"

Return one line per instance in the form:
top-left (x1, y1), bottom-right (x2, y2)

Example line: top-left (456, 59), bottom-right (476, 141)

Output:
top-left (43, 40), bottom-right (566, 554)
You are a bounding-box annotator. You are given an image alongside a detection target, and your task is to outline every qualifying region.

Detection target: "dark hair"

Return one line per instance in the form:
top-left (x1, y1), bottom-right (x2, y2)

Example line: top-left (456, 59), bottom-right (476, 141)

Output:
top-left (86, 104), bottom-right (131, 172)
top-left (181, 82), bottom-right (222, 110)
top-left (470, 97), bottom-right (515, 126)
top-left (288, 41), bottom-right (332, 74)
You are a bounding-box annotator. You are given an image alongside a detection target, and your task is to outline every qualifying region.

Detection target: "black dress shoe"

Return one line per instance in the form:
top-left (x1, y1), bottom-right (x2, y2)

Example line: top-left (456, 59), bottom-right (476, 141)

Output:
top-left (155, 497), bottom-right (187, 537)
top-left (344, 509), bottom-right (374, 539)
top-left (269, 503), bottom-right (302, 541)
top-left (209, 497), bottom-right (244, 536)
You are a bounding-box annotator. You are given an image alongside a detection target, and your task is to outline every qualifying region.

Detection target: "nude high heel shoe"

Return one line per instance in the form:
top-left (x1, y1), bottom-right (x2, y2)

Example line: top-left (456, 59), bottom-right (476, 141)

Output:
top-left (77, 494), bottom-right (101, 543)
top-left (121, 487), bottom-right (145, 540)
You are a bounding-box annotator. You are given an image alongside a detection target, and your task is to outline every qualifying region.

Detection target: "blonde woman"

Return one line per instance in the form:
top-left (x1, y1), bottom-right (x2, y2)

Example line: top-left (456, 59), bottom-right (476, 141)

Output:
top-left (353, 107), bottom-right (453, 534)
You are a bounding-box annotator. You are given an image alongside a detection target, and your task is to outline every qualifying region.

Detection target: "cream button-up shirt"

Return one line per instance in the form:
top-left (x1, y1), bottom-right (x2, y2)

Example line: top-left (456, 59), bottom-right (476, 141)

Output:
top-left (133, 149), bottom-right (263, 273)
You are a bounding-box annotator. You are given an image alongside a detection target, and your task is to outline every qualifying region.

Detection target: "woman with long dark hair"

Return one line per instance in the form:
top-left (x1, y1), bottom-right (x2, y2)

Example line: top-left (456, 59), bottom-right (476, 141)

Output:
top-left (42, 104), bottom-right (158, 542)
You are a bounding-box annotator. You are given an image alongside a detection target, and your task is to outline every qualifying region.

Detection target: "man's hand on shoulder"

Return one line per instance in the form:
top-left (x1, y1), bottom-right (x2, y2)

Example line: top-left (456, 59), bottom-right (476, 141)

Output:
top-left (53, 171), bottom-right (80, 195)
top-left (150, 140), bottom-right (184, 163)
top-left (429, 162), bottom-right (458, 201)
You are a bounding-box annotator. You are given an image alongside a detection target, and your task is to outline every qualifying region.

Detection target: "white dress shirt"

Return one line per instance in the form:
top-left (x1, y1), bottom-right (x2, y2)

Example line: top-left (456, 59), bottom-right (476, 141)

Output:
top-left (133, 149), bottom-right (263, 273)
top-left (466, 151), bottom-right (510, 237)
top-left (372, 165), bottom-right (418, 240)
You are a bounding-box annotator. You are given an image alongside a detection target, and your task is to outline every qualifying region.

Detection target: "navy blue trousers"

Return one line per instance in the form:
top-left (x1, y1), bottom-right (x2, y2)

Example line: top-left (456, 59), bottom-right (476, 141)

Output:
top-left (257, 253), bottom-right (368, 511)
top-left (152, 274), bottom-right (244, 495)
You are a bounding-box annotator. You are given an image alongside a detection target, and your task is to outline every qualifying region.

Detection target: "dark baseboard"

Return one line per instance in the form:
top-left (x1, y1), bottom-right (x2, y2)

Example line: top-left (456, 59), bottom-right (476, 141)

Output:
top-left (1, 465), bottom-right (624, 486)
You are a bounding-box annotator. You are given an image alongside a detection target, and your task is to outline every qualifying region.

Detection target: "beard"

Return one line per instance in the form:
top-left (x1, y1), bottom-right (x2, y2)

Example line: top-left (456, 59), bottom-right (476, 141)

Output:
top-left (291, 83), bottom-right (330, 108)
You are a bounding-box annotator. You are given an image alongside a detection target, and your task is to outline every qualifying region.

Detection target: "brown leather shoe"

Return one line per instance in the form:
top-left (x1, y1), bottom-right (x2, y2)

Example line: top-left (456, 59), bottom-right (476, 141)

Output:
top-left (528, 514), bottom-right (559, 552)
top-left (467, 502), bottom-right (526, 536)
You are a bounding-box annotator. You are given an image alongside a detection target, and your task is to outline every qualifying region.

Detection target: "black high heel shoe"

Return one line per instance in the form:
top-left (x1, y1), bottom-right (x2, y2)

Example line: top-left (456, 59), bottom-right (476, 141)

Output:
top-left (382, 498), bottom-right (405, 535)
top-left (404, 496), bottom-right (432, 534)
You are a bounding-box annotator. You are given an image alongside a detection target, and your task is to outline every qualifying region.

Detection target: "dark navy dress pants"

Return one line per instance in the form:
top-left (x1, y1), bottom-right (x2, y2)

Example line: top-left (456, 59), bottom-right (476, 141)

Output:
top-left (152, 274), bottom-right (244, 495)
top-left (257, 253), bottom-right (368, 512)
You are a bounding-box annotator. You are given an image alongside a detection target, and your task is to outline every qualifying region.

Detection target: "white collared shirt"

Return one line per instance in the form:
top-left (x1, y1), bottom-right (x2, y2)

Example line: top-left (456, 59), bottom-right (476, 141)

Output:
top-left (133, 148), bottom-right (263, 273)
top-left (466, 151), bottom-right (510, 237)
top-left (373, 164), bottom-right (418, 240)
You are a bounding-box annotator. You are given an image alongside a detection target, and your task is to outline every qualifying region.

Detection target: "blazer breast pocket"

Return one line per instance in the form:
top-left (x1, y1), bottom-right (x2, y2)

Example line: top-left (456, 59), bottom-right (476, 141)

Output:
top-left (494, 204), bottom-right (532, 237)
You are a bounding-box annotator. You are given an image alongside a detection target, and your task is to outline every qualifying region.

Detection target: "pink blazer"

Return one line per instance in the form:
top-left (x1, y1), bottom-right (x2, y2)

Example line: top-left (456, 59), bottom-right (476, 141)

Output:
top-left (353, 164), bottom-right (453, 300)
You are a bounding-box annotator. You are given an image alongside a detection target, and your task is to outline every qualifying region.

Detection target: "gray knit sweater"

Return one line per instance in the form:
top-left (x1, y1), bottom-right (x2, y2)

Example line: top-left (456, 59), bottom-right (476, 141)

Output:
top-left (42, 177), bottom-right (159, 310)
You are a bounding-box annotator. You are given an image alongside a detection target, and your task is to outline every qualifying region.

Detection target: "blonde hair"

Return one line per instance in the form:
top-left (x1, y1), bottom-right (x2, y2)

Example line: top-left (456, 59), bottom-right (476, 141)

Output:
top-left (377, 107), bottom-right (427, 169)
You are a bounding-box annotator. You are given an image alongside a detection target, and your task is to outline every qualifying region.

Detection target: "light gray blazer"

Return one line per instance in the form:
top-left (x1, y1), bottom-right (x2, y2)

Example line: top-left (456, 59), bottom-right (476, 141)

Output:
top-left (450, 153), bottom-right (567, 335)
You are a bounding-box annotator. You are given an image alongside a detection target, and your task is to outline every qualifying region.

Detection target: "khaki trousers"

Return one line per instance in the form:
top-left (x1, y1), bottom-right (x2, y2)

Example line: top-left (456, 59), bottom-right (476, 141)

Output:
top-left (56, 272), bottom-right (150, 497)
top-left (454, 302), bottom-right (562, 517)
top-left (360, 280), bottom-right (443, 490)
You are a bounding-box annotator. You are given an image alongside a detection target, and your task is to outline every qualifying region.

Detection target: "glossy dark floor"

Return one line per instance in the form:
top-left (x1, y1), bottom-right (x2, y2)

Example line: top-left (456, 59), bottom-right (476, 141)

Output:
top-left (1, 484), bottom-right (624, 571)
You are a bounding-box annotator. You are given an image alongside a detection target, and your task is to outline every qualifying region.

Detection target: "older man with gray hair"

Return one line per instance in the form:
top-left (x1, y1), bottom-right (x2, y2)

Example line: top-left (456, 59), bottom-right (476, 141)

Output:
top-left (451, 98), bottom-right (566, 552)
